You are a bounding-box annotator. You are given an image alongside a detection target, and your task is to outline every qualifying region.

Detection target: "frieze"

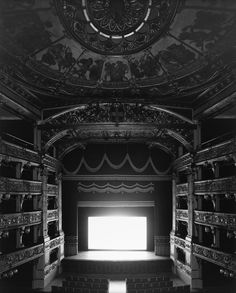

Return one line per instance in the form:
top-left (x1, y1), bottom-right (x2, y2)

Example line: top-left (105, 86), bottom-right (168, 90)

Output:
top-left (195, 138), bottom-right (236, 164)
top-left (0, 211), bottom-right (42, 229)
top-left (0, 140), bottom-right (40, 164)
top-left (193, 244), bottom-right (236, 272)
top-left (194, 176), bottom-right (236, 194)
top-left (44, 260), bottom-right (58, 276)
top-left (0, 244), bottom-right (44, 274)
top-left (176, 260), bottom-right (191, 276)
top-left (176, 183), bottom-right (188, 196)
top-left (0, 177), bottom-right (42, 193)
top-left (176, 209), bottom-right (189, 222)
top-left (173, 154), bottom-right (192, 171)
top-left (43, 155), bottom-right (60, 171)
top-left (47, 184), bottom-right (58, 196)
top-left (194, 211), bottom-right (236, 229)
top-left (47, 209), bottom-right (59, 222)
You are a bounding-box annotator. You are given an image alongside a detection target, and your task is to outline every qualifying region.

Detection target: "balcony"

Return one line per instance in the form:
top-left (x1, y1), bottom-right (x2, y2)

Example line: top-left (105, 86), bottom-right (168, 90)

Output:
top-left (176, 209), bottom-right (189, 222)
top-left (0, 177), bottom-right (42, 194)
top-left (0, 139), bottom-right (40, 165)
top-left (47, 209), bottom-right (59, 222)
top-left (0, 211), bottom-right (42, 229)
top-left (194, 211), bottom-right (236, 229)
top-left (43, 154), bottom-right (60, 171)
top-left (195, 138), bottom-right (236, 164)
top-left (193, 244), bottom-right (236, 272)
top-left (47, 184), bottom-right (59, 196)
top-left (176, 183), bottom-right (188, 196)
top-left (0, 243), bottom-right (44, 274)
top-left (173, 153), bottom-right (192, 171)
top-left (194, 176), bottom-right (236, 194)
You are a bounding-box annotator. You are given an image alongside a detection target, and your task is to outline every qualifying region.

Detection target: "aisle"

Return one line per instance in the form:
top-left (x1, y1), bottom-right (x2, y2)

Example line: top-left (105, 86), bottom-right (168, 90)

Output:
top-left (109, 280), bottom-right (126, 293)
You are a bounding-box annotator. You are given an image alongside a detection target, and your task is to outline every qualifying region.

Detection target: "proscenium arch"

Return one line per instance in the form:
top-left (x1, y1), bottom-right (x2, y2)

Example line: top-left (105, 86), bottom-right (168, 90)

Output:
top-left (44, 126), bottom-right (192, 153)
top-left (38, 103), bottom-right (195, 126)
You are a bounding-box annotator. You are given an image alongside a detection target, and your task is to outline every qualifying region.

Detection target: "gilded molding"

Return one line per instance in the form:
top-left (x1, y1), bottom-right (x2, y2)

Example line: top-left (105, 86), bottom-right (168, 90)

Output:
top-left (194, 211), bottom-right (236, 229)
top-left (44, 260), bottom-right (58, 276)
top-left (47, 184), bottom-right (58, 196)
top-left (173, 154), bottom-right (192, 171)
top-left (176, 260), bottom-right (191, 276)
top-left (77, 182), bottom-right (154, 194)
top-left (0, 140), bottom-right (40, 164)
top-left (193, 244), bottom-right (236, 272)
top-left (47, 209), bottom-right (58, 222)
top-left (0, 244), bottom-right (44, 274)
top-left (194, 176), bottom-right (236, 194)
top-left (43, 155), bottom-right (60, 171)
top-left (0, 211), bottom-right (42, 229)
top-left (176, 183), bottom-right (188, 196)
top-left (0, 177), bottom-right (42, 193)
top-left (176, 209), bottom-right (189, 222)
top-left (195, 138), bottom-right (236, 164)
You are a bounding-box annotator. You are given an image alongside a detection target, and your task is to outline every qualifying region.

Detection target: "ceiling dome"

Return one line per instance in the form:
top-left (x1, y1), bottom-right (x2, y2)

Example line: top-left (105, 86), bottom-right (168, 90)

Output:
top-left (55, 0), bottom-right (179, 55)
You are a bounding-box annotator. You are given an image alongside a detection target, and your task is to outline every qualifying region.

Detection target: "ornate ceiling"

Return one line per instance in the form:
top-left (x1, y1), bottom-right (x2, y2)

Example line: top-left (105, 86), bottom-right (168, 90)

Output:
top-left (0, 0), bottom-right (235, 158)
top-left (0, 0), bottom-right (235, 117)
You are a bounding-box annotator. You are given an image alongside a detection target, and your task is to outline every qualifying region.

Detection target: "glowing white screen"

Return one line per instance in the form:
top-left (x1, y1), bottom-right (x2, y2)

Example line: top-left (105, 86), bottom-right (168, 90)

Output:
top-left (88, 216), bottom-right (147, 250)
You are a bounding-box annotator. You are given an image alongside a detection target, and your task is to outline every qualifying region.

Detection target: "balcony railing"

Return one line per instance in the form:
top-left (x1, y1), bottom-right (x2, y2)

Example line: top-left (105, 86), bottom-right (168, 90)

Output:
top-left (0, 211), bottom-right (42, 229)
top-left (193, 244), bottom-right (236, 272)
top-left (47, 184), bottom-right (59, 196)
top-left (194, 211), bottom-right (236, 229)
top-left (194, 176), bottom-right (236, 194)
top-left (176, 209), bottom-right (189, 222)
top-left (0, 138), bottom-right (40, 164)
top-left (176, 183), bottom-right (188, 196)
top-left (173, 153), bottom-right (192, 171)
top-left (0, 177), bottom-right (42, 194)
top-left (195, 137), bottom-right (236, 164)
top-left (43, 154), bottom-right (60, 171)
top-left (47, 209), bottom-right (59, 222)
top-left (46, 234), bottom-right (64, 251)
top-left (0, 243), bottom-right (44, 274)
top-left (170, 235), bottom-right (191, 250)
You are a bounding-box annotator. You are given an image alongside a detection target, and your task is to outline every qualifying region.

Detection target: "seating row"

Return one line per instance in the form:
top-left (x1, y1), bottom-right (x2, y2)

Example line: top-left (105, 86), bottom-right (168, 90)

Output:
top-left (127, 276), bottom-right (170, 283)
top-left (127, 280), bottom-right (173, 289)
top-left (66, 276), bottom-right (108, 284)
top-left (127, 285), bottom-right (190, 293)
top-left (52, 286), bottom-right (108, 293)
top-left (63, 280), bottom-right (108, 290)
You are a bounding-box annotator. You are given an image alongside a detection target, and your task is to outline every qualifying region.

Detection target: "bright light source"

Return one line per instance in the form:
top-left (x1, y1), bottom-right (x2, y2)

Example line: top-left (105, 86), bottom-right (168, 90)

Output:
top-left (88, 216), bottom-right (147, 250)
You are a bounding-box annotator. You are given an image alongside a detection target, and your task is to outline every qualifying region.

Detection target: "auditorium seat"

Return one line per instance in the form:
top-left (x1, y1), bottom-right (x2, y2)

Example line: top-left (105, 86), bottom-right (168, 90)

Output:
top-left (52, 275), bottom-right (109, 293)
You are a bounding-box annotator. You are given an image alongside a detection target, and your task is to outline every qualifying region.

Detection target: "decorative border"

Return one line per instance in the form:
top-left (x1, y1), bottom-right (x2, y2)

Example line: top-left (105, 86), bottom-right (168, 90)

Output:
top-left (176, 183), bottom-right (188, 196)
top-left (0, 211), bottom-right (42, 229)
top-left (63, 175), bottom-right (171, 181)
top-left (47, 210), bottom-right (59, 222)
top-left (0, 177), bottom-right (42, 193)
top-left (47, 184), bottom-right (58, 196)
top-left (0, 139), bottom-right (40, 164)
top-left (44, 260), bottom-right (58, 276)
top-left (77, 200), bottom-right (155, 208)
top-left (77, 182), bottom-right (154, 194)
top-left (0, 244), bottom-right (44, 274)
top-left (193, 244), bottom-right (236, 272)
top-left (194, 176), bottom-right (236, 194)
top-left (63, 153), bottom-right (170, 175)
top-left (176, 209), bottom-right (189, 222)
top-left (194, 211), bottom-right (236, 229)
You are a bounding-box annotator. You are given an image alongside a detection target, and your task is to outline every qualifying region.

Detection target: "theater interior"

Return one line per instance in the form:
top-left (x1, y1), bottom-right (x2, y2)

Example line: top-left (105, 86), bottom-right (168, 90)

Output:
top-left (0, 0), bottom-right (236, 292)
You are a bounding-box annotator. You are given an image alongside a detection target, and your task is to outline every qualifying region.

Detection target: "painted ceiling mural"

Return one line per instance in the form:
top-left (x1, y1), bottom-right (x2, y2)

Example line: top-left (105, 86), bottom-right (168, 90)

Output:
top-left (0, 0), bottom-right (236, 106)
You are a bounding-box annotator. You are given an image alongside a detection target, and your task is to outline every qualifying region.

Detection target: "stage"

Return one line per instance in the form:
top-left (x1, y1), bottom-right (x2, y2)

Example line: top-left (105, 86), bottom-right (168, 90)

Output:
top-left (63, 251), bottom-right (172, 275)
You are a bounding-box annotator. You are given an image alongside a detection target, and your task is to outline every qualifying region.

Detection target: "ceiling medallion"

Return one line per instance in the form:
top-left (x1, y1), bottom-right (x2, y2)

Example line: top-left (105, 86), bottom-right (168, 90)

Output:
top-left (55, 0), bottom-right (179, 55)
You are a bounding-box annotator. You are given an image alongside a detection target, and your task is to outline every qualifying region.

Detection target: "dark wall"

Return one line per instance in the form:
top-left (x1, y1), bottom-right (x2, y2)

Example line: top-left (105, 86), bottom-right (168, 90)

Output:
top-left (0, 120), bottom-right (34, 143)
